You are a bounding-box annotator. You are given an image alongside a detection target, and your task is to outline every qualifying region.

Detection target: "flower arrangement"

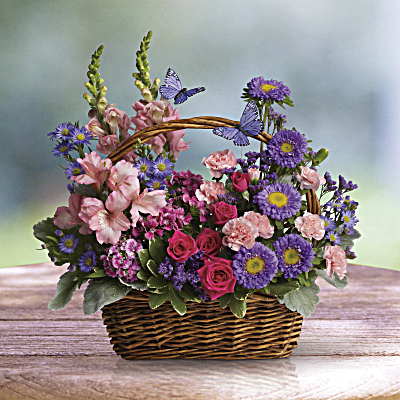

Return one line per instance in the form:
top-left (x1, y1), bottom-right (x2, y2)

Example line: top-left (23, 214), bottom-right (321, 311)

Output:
top-left (34, 31), bottom-right (360, 321)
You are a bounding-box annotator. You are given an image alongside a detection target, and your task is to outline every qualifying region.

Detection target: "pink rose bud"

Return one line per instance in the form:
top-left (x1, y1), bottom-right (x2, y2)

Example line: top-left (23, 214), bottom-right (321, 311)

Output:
top-left (197, 256), bottom-right (237, 300)
top-left (209, 202), bottom-right (238, 226)
top-left (295, 166), bottom-right (326, 191)
top-left (202, 149), bottom-right (237, 178)
top-left (294, 212), bottom-right (325, 240)
top-left (195, 228), bottom-right (223, 257)
top-left (323, 245), bottom-right (347, 280)
top-left (247, 168), bottom-right (260, 181)
top-left (167, 230), bottom-right (198, 263)
top-left (231, 172), bottom-right (250, 193)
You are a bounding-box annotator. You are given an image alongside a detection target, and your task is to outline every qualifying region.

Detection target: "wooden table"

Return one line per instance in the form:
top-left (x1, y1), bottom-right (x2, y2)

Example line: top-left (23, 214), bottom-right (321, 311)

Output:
top-left (1, 264), bottom-right (399, 400)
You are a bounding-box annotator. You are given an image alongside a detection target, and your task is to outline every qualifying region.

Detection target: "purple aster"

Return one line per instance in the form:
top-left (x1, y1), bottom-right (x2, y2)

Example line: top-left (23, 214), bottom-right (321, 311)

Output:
top-left (66, 183), bottom-right (75, 193)
top-left (247, 77), bottom-right (291, 102)
top-left (48, 122), bottom-right (73, 140)
top-left (146, 176), bottom-right (166, 191)
top-left (267, 129), bottom-right (308, 168)
top-left (134, 157), bottom-right (154, 180)
top-left (58, 234), bottom-right (79, 254)
top-left (232, 242), bottom-right (278, 289)
top-left (55, 229), bottom-right (63, 237)
top-left (320, 215), bottom-right (336, 231)
top-left (65, 160), bottom-right (84, 180)
top-left (52, 140), bottom-right (74, 158)
top-left (254, 183), bottom-right (302, 221)
top-left (341, 210), bottom-right (359, 229)
top-left (78, 250), bottom-right (97, 273)
top-left (274, 234), bottom-right (315, 279)
top-left (153, 156), bottom-right (174, 179)
top-left (70, 126), bottom-right (92, 146)
top-left (325, 231), bottom-right (341, 245)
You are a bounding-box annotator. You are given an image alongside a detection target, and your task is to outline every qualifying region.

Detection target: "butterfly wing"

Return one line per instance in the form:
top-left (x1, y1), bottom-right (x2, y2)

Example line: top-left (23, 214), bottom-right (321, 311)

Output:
top-left (159, 85), bottom-right (179, 99)
top-left (159, 68), bottom-right (182, 99)
top-left (240, 100), bottom-right (264, 137)
top-left (174, 92), bottom-right (188, 105)
top-left (184, 87), bottom-right (205, 98)
top-left (213, 127), bottom-right (250, 146)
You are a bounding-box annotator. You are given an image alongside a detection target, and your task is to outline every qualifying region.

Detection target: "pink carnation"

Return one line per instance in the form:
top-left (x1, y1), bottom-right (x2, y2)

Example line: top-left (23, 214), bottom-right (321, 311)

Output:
top-left (295, 166), bottom-right (326, 190)
top-left (294, 212), bottom-right (325, 240)
top-left (201, 149), bottom-right (237, 178)
top-left (195, 181), bottom-right (226, 205)
top-left (243, 211), bottom-right (274, 239)
top-left (222, 217), bottom-right (259, 251)
top-left (323, 245), bottom-right (347, 280)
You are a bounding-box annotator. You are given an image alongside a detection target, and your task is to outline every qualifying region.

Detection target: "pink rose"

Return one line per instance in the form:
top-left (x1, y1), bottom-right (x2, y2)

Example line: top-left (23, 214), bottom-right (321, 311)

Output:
top-left (323, 245), bottom-right (347, 279)
top-left (209, 202), bottom-right (238, 226)
top-left (222, 217), bottom-right (259, 251)
top-left (247, 168), bottom-right (260, 181)
top-left (294, 212), bottom-right (325, 240)
top-left (195, 181), bottom-right (226, 204)
top-left (167, 230), bottom-right (198, 262)
top-left (295, 166), bottom-right (326, 190)
top-left (231, 171), bottom-right (250, 193)
top-left (243, 211), bottom-right (274, 239)
top-left (195, 228), bottom-right (223, 257)
top-left (197, 256), bottom-right (236, 301)
top-left (201, 149), bottom-right (237, 178)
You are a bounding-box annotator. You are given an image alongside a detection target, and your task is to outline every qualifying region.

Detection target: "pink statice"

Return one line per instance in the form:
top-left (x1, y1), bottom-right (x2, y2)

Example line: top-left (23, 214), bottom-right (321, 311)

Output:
top-left (101, 237), bottom-right (143, 283)
top-left (106, 160), bottom-right (140, 201)
top-left (195, 180), bottom-right (226, 205)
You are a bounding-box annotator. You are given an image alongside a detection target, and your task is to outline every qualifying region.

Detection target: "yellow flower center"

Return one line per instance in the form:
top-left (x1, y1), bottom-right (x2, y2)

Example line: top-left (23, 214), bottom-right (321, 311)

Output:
top-left (62, 129), bottom-right (69, 136)
top-left (281, 142), bottom-right (293, 153)
top-left (60, 146), bottom-right (68, 153)
top-left (329, 234), bottom-right (336, 241)
top-left (65, 239), bottom-right (74, 248)
top-left (284, 248), bottom-right (300, 265)
top-left (76, 133), bottom-right (85, 141)
top-left (324, 221), bottom-right (329, 227)
top-left (72, 167), bottom-right (82, 176)
top-left (343, 216), bottom-right (350, 223)
top-left (158, 163), bottom-right (166, 171)
top-left (85, 258), bottom-right (93, 267)
top-left (268, 192), bottom-right (288, 208)
top-left (153, 182), bottom-right (160, 189)
top-left (261, 84), bottom-right (276, 93)
top-left (140, 165), bottom-right (148, 172)
top-left (245, 257), bottom-right (264, 274)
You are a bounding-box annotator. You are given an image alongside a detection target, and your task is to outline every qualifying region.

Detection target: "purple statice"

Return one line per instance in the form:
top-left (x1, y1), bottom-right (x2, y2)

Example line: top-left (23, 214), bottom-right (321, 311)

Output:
top-left (217, 191), bottom-right (241, 205)
top-left (52, 140), bottom-right (74, 158)
top-left (269, 108), bottom-right (287, 130)
top-left (78, 250), bottom-right (97, 273)
top-left (135, 157), bottom-right (154, 180)
top-left (341, 210), bottom-right (359, 230)
top-left (146, 176), bottom-right (166, 191)
top-left (345, 246), bottom-right (357, 259)
top-left (58, 234), bottom-right (79, 254)
top-left (101, 238), bottom-right (143, 283)
top-left (232, 243), bottom-right (278, 289)
top-left (64, 160), bottom-right (84, 180)
top-left (325, 231), bottom-right (341, 245)
top-left (48, 122), bottom-right (73, 141)
top-left (254, 183), bottom-right (302, 221)
top-left (267, 129), bottom-right (308, 168)
top-left (153, 156), bottom-right (174, 179)
top-left (70, 126), bottom-right (92, 146)
top-left (320, 215), bottom-right (336, 231)
top-left (247, 77), bottom-right (291, 102)
top-left (274, 234), bottom-right (315, 279)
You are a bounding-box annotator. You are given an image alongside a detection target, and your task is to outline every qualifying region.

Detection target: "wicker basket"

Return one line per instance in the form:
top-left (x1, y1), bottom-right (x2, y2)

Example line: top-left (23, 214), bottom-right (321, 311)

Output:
top-left (101, 116), bottom-right (320, 360)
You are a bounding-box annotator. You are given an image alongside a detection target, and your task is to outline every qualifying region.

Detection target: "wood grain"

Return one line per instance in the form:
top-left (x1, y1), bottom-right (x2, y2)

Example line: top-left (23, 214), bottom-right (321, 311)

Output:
top-left (1, 263), bottom-right (400, 399)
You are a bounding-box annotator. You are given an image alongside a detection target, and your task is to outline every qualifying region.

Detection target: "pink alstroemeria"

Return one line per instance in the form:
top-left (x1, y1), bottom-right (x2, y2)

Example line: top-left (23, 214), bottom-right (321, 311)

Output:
top-left (130, 188), bottom-right (167, 225)
top-left (53, 194), bottom-right (92, 234)
top-left (79, 191), bottom-right (131, 245)
top-left (71, 151), bottom-right (112, 194)
top-left (107, 160), bottom-right (140, 200)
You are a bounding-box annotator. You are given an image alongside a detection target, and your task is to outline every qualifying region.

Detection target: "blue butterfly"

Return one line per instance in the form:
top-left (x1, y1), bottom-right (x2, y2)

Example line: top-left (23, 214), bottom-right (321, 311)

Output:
top-left (159, 68), bottom-right (205, 105)
top-left (213, 101), bottom-right (264, 146)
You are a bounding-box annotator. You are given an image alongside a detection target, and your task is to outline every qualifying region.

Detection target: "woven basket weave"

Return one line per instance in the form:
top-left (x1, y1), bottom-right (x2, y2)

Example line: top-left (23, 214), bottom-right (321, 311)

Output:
top-left (102, 116), bottom-right (320, 360)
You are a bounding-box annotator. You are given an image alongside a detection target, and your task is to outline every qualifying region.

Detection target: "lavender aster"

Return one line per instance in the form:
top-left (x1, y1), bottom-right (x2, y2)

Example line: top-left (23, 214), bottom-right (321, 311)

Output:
top-left (254, 183), bottom-right (302, 221)
top-left (232, 243), bottom-right (278, 289)
top-left (134, 157), bottom-right (154, 180)
top-left (78, 250), bottom-right (97, 273)
top-left (146, 176), bottom-right (166, 191)
top-left (325, 231), bottom-right (341, 245)
top-left (153, 156), bottom-right (174, 179)
top-left (53, 140), bottom-right (74, 158)
top-left (320, 215), bottom-right (336, 231)
top-left (341, 210), bottom-right (359, 229)
top-left (48, 122), bottom-right (73, 140)
top-left (65, 160), bottom-right (85, 180)
top-left (247, 77), bottom-right (291, 102)
top-left (70, 126), bottom-right (92, 146)
top-left (58, 234), bottom-right (78, 254)
top-left (274, 234), bottom-right (315, 279)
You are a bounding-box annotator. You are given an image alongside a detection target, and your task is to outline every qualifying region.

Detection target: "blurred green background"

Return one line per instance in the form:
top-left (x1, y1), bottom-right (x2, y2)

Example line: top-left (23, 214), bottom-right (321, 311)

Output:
top-left (1, 0), bottom-right (398, 270)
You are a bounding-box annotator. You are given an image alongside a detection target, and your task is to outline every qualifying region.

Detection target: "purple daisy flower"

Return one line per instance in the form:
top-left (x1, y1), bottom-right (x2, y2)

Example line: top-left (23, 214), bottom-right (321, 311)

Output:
top-left (247, 77), bottom-right (291, 102)
top-left (232, 242), bottom-right (278, 289)
top-left (325, 230), bottom-right (341, 245)
top-left (153, 156), bottom-right (174, 179)
top-left (66, 183), bottom-right (75, 193)
top-left (267, 129), bottom-right (308, 168)
top-left (53, 140), bottom-right (74, 157)
top-left (274, 233), bottom-right (315, 279)
top-left (320, 215), bottom-right (336, 231)
top-left (48, 122), bottom-right (73, 141)
top-left (341, 210), bottom-right (359, 229)
top-left (58, 234), bottom-right (79, 254)
top-left (254, 182), bottom-right (302, 221)
top-left (134, 157), bottom-right (154, 180)
top-left (78, 250), bottom-right (97, 273)
top-left (64, 160), bottom-right (85, 180)
top-left (70, 126), bottom-right (92, 146)
top-left (146, 176), bottom-right (166, 191)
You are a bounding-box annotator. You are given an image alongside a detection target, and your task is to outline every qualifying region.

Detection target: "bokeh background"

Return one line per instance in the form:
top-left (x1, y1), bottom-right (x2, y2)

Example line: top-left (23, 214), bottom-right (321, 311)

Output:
top-left (1, 0), bottom-right (398, 269)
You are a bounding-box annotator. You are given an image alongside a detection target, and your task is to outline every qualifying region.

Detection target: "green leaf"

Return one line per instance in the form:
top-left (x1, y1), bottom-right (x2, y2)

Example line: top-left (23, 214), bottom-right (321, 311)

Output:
top-left (149, 238), bottom-right (167, 265)
top-left (74, 183), bottom-right (97, 197)
top-left (138, 249), bottom-right (151, 269)
top-left (312, 256), bottom-right (324, 265)
top-left (275, 220), bottom-right (284, 230)
top-left (83, 278), bottom-right (131, 315)
top-left (168, 283), bottom-right (186, 316)
top-left (242, 190), bottom-right (250, 201)
top-left (234, 284), bottom-right (248, 300)
top-left (316, 269), bottom-right (348, 290)
top-left (147, 276), bottom-right (168, 289)
top-left (269, 280), bottom-right (299, 296)
top-left (339, 235), bottom-right (355, 250)
top-left (136, 268), bottom-right (152, 282)
top-left (33, 217), bottom-right (58, 242)
top-left (229, 296), bottom-right (247, 318)
top-left (277, 283), bottom-right (320, 318)
top-left (45, 236), bottom-right (59, 244)
top-left (218, 293), bottom-right (232, 309)
top-left (149, 290), bottom-right (170, 309)
top-left (118, 277), bottom-right (147, 291)
top-left (86, 270), bottom-right (107, 278)
top-left (277, 174), bottom-right (293, 185)
top-left (48, 272), bottom-right (79, 311)
top-left (147, 259), bottom-right (161, 276)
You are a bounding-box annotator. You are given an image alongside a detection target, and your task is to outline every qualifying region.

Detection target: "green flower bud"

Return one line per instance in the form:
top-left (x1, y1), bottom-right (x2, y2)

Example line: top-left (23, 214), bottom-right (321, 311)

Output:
top-left (96, 96), bottom-right (107, 114)
top-left (141, 87), bottom-right (153, 102)
top-left (99, 85), bottom-right (107, 97)
top-left (135, 79), bottom-right (145, 91)
top-left (83, 93), bottom-right (94, 105)
top-left (147, 144), bottom-right (152, 151)
top-left (312, 148), bottom-right (329, 166)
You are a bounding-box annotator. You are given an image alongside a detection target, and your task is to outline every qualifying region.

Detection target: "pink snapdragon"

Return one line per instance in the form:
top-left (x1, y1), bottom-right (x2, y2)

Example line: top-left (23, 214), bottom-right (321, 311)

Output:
top-left (79, 191), bottom-right (131, 245)
top-left (201, 149), bottom-right (237, 178)
top-left (166, 130), bottom-right (190, 161)
top-left (295, 166), bottom-right (326, 190)
top-left (243, 211), bottom-right (274, 239)
top-left (103, 105), bottom-right (131, 135)
top-left (222, 217), bottom-right (259, 251)
top-left (323, 245), bottom-right (348, 279)
top-left (96, 135), bottom-right (119, 155)
top-left (195, 181), bottom-right (226, 204)
top-left (85, 116), bottom-right (106, 138)
top-left (294, 211), bottom-right (325, 240)
top-left (71, 151), bottom-right (112, 194)
top-left (107, 160), bottom-right (140, 201)
top-left (130, 188), bottom-right (167, 225)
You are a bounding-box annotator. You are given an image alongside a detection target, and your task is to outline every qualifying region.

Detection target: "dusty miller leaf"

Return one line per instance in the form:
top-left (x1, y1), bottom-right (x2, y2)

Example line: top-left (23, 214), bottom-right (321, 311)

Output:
top-left (316, 269), bottom-right (348, 290)
top-left (278, 283), bottom-right (320, 318)
top-left (48, 272), bottom-right (79, 311)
